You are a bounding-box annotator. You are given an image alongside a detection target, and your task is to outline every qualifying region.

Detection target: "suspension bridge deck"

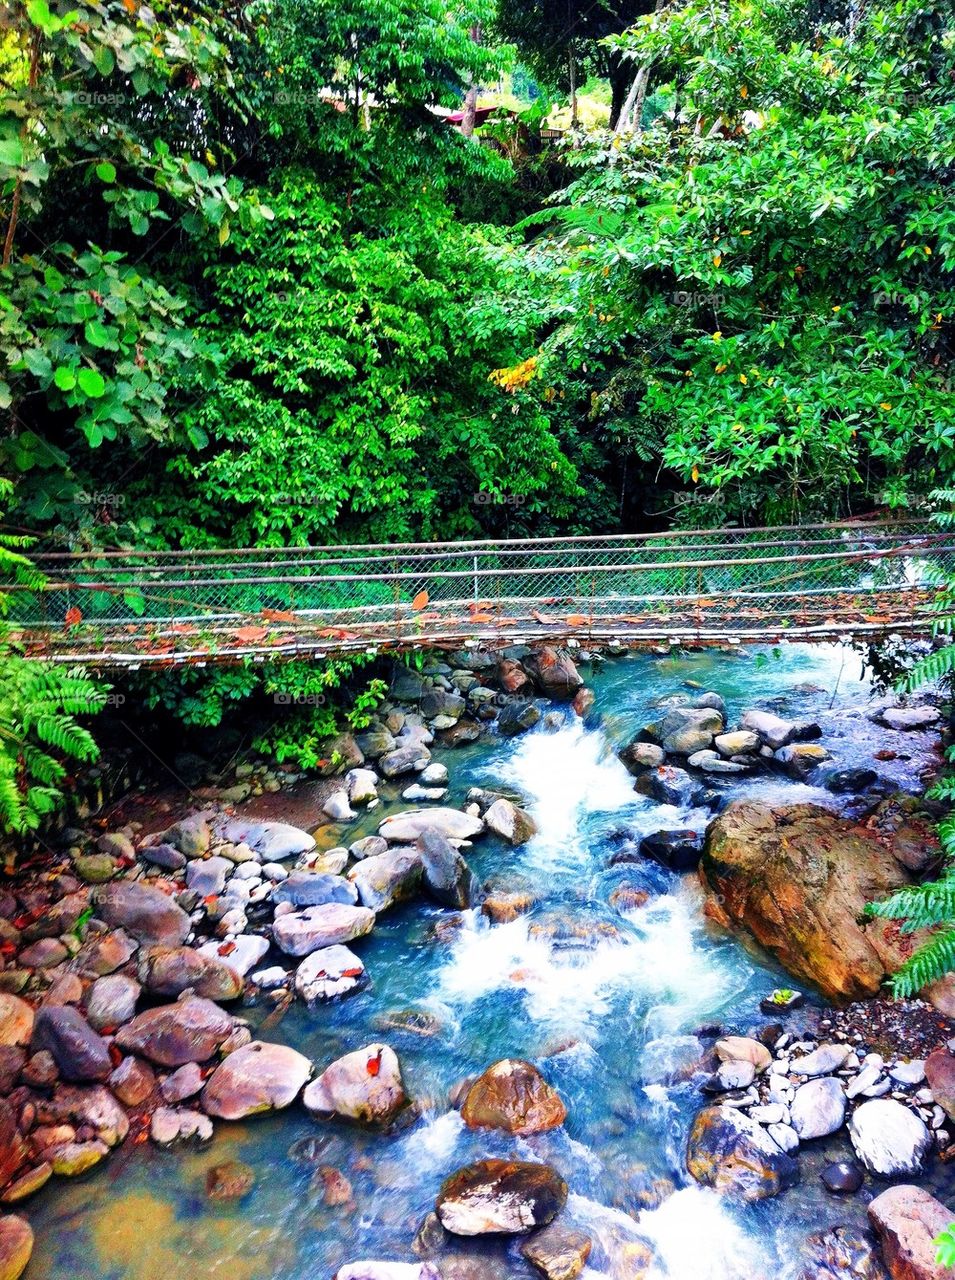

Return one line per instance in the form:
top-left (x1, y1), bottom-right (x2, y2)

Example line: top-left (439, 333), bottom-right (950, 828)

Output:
top-left (6, 520), bottom-right (951, 670)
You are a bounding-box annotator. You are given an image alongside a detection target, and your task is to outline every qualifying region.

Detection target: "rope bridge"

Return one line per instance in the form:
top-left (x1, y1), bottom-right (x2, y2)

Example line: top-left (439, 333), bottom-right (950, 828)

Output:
top-left (6, 520), bottom-right (953, 670)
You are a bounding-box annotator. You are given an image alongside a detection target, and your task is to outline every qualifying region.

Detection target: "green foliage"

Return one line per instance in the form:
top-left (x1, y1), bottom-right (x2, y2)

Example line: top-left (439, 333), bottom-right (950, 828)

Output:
top-left (936, 1223), bottom-right (955, 1269)
top-left (252, 659), bottom-right (386, 771)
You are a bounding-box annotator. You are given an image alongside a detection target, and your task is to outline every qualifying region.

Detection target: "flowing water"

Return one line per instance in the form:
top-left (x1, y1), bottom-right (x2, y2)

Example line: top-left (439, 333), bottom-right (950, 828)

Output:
top-left (25, 643), bottom-right (941, 1280)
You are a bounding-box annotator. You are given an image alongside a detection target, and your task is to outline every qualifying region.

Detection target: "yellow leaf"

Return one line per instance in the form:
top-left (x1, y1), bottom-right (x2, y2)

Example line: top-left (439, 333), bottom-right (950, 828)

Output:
top-left (739, 373), bottom-right (748, 385)
top-left (691, 466), bottom-right (700, 483)
top-left (218, 219), bottom-right (230, 245)
top-left (712, 331), bottom-right (722, 342)
top-left (879, 402), bottom-right (892, 410)
top-left (713, 254), bottom-right (722, 267)
top-left (715, 363), bottom-right (728, 373)
top-left (741, 229), bottom-right (752, 236)
top-left (740, 85), bottom-right (748, 99)
top-left (832, 305), bottom-right (841, 312)
top-left (924, 246), bottom-right (932, 255)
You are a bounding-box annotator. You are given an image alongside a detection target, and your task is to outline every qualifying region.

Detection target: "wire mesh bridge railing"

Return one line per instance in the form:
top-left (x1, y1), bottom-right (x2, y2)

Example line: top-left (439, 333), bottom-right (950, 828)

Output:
top-left (6, 520), bottom-right (953, 669)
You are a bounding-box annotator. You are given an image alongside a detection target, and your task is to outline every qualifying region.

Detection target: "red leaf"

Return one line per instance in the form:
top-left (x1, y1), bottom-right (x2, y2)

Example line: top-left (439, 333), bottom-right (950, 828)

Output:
top-left (65, 606), bottom-right (83, 626)
top-left (366, 1050), bottom-right (382, 1077)
top-left (235, 625), bottom-right (268, 643)
top-left (341, 968), bottom-right (363, 978)
top-left (262, 609), bottom-right (297, 623)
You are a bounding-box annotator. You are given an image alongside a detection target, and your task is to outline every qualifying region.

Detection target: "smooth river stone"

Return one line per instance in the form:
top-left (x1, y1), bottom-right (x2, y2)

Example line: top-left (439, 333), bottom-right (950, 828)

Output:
top-left (201, 1041), bottom-right (312, 1119)
top-left (303, 1043), bottom-right (406, 1125)
top-left (115, 997), bottom-right (235, 1066)
top-left (461, 1059), bottom-right (566, 1136)
top-left (273, 904), bottom-right (375, 957)
top-left (220, 819), bottom-right (316, 860)
top-left (295, 946), bottom-right (367, 1003)
top-left (273, 872), bottom-right (358, 908)
top-left (92, 882), bottom-right (190, 948)
top-left (377, 808), bottom-right (484, 844)
top-left (436, 1159), bottom-right (568, 1236)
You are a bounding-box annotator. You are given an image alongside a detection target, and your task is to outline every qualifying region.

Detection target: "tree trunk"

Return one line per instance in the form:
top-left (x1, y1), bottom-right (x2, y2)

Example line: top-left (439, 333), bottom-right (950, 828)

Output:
top-left (460, 22), bottom-right (482, 138)
top-left (608, 56), bottom-right (632, 129)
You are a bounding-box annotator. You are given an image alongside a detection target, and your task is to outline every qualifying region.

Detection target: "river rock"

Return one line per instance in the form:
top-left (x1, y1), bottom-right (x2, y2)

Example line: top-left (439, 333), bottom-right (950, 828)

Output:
top-left (0, 1103), bottom-right (27, 1189)
top-left (109, 1055), bottom-right (155, 1106)
top-left (220, 819), bottom-right (315, 860)
top-left (0, 1215), bottom-right (32, 1280)
top-left (295, 946), bottom-right (367, 1002)
top-left (715, 1036), bottom-right (772, 1072)
top-left (137, 945), bottom-right (243, 1001)
top-left (350, 836), bottom-right (388, 862)
top-left (31, 1006), bottom-right (112, 1083)
top-left (924, 1050), bottom-right (955, 1121)
top-left (336, 1265), bottom-right (440, 1280)
top-left (140, 843), bottom-right (187, 872)
top-left (115, 997), bottom-right (235, 1066)
top-left (303, 1043), bottom-right (406, 1125)
top-left (775, 744), bottom-right (832, 780)
top-left (791, 1044), bottom-right (853, 1076)
top-left (273, 903), bottom-right (375, 956)
top-left (644, 706), bottom-right (724, 755)
top-left (822, 1161), bottom-right (865, 1194)
top-left (794, 1225), bottom-right (889, 1280)
top-left (347, 769), bottom-right (379, 805)
top-left (701, 802), bottom-right (925, 1001)
top-left (483, 798), bottom-right (537, 846)
top-left (197, 935), bottom-right (269, 977)
top-left (635, 766), bottom-right (704, 807)
top-left (417, 832), bottom-right (476, 909)
top-left (639, 828), bottom-right (704, 871)
top-left (355, 729), bottom-right (397, 760)
top-left (741, 709), bottom-right (797, 750)
top-left (825, 768), bottom-right (879, 794)
top-left (348, 850), bottom-right (422, 913)
top-left (274, 872), bottom-right (358, 908)
top-left (86, 974), bottom-right (140, 1031)
top-left (161, 1061), bottom-right (204, 1103)
top-left (206, 1159), bottom-right (256, 1201)
top-left (0, 997), bottom-right (33, 1048)
top-left (436, 1159), bottom-right (568, 1236)
top-left (619, 740), bottom-right (666, 774)
top-left (868, 1184), bottom-right (953, 1280)
top-left (498, 700), bottom-right (541, 736)
top-left (380, 745), bottom-right (431, 779)
top-left (715, 731), bottom-right (760, 757)
top-left (93, 882), bottom-right (190, 948)
top-left (201, 1041), bottom-right (311, 1119)
top-left (461, 1060), bottom-right (566, 1136)
top-left (878, 707), bottom-right (941, 731)
top-left (524, 647), bottom-right (582, 701)
top-left (378, 808), bottom-right (483, 843)
top-left (38, 1083), bottom-right (128, 1147)
top-left (186, 856), bottom-right (231, 897)
top-left (686, 1105), bottom-right (799, 1201)
top-left (848, 1100), bottom-right (932, 1176)
top-left (791, 1077), bottom-right (846, 1140)
top-left (323, 792), bottom-right (356, 822)
top-left (521, 1221), bottom-right (592, 1280)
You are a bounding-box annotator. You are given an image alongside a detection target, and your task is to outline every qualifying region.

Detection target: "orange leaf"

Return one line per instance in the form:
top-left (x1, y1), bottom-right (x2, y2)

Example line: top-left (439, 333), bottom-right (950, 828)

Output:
top-left (235, 625), bottom-right (268, 642)
top-left (412, 590), bottom-right (429, 611)
top-left (366, 1050), bottom-right (382, 1077)
top-left (65, 606), bottom-right (83, 626)
top-left (565, 614), bottom-right (591, 626)
top-left (262, 609), bottom-right (297, 623)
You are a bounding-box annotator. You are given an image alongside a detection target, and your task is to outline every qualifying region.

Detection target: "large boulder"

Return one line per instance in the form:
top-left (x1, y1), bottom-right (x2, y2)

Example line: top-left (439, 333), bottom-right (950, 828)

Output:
top-left (0, 1216), bottom-right (32, 1280)
top-left (115, 997), bottom-right (235, 1066)
top-left (686, 1105), bottom-right (799, 1201)
top-left (436, 1159), bottom-right (567, 1236)
top-left (303, 1043), bottom-right (407, 1125)
top-left (348, 850), bottom-right (422, 913)
top-left (272, 903), bottom-right (375, 957)
top-left (417, 832), bottom-right (476, 909)
top-left (219, 819), bottom-right (315, 860)
top-left (644, 706), bottom-right (724, 755)
top-left (868, 1185), bottom-right (953, 1280)
top-left (498, 700), bottom-right (541, 736)
top-left (523, 647), bottom-right (583, 701)
top-left (201, 1041), bottom-right (311, 1119)
top-left (378, 808), bottom-right (483, 844)
top-left (639, 828), bottom-right (704, 871)
top-left (790, 1077), bottom-right (846, 1140)
top-left (137, 945), bottom-right (243, 1001)
top-left (740, 709), bottom-right (797, 750)
top-left (848, 1100), bottom-right (932, 1177)
top-left (273, 872), bottom-right (358, 908)
top-left (461, 1060), bottom-right (566, 1136)
top-left (701, 802), bottom-right (925, 1002)
top-left (482, 799), bottom-right (537, 846)
top-left (31, 1006), bottom-right (112, 1083)
top-left (521, 1222), bottom-right (593, 1280)
top-left (93, 882), bottom-right (190, 947)
top-left (635, 765), bottom-right (704, 808)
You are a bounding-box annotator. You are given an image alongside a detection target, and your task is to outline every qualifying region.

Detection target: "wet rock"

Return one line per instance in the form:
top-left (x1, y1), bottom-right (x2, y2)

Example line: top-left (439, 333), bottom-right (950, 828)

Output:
top-left (0, 1049), bottom-right (25, 1092)
top-left (86, 974), bottom-right (141, 1031)
top-left (196, 934), bottom-right (269, 977)
top-left (350, 836), bottom-right (388, 862)
top-left (775, 744), bottom-right (832, 780)
top-left (19, 937), bottom-right (67, 969)
top-left (639, 828), bottom-right (704, 871)
top-left (794, 1225), bottom-right (889, 1280)
top-left (619, 740), bottom-right (666, 774)
top-left (715, 731), bottom-right (760, 757)
top-left (848, 1099), bottom-right (932, 1176)
top-left (348, 849), bottom-right (422, 913)
top-left (523, 647), bottom-right (582, 701)
top-left (0, 1214), bottom-right (32, 1280)
top-left (303, 1043), bottom-right (406, 1125)
top-left (687, 749), bottom-right (748, 774)
top-left (822, 1161), bottom-right (865, 1194)
top-left (700, 802), bottom-right (926, 1002)
top-left (791, 1077), bottom-right (846, 1140)
top-left (378, 808), bottom-right (484, 844)
top-left (436, 1159), bottom-right (568, 1236)
top-left (201, 1040), bottom-right (311, 1119)
top-left (355, 729), bottom-right (396, 760)
top-left (32, 1006), bottom-right (111, 1083)
top-left (609, 885), bottom-right (650, 912)
top-left (482, 891), bottom-right (534, 923)
top-left (73, 853), bottom-right (116, 885)
top-left (220, 819), bottom-right (315, 861)
top-left (93, 882), bottom-right (190, 948)
top-left (521, 1221), bottom-right (592, 1280)
top-left (115, 997), bottom-right (235, 1067)
top-left (740, 710), bottom-right (797, 750)
top-left (77, 928), bottom-right (137, 977)
top-left (685, 1105), bottom-right (800, 1201)
top-left (417, 832), bottom-right (476, 909)
top-left (380, 745), bottom-right (431, 779)
top-left (572, 687), bottom-right (595, 719)
top-left (715, 1036), bottom-right (772, 1072)
top-left (924, 1050), bottom-right (955, 1121)
top-left (323, 791), bottom-right (356, 822)
top-left (644, 706), bottom-right (724, 755)
top-left (274, 872), bottom-right (359, 909)
top-left (140, 843), bottom-right (187, 872)
top-left (791, 1044), bottom-right (853, 1076)
top-left (635, 766), bottom-right (704, 808)
top-left (0, 998), bottom-right (33, 1049)
top-left (150, 1106), bottom-right (213, 1145)
top-left (868, 1184), bottom-right (952, 1280)
top-left (273, 903), bottom-right (375, 957)
top-left (497, 700), bottom-right (541, 736)
top-left (38, 1083), bottom-right (128, 1147)
top-left (760, 989), bottom-right (804, 1014)
top-left (0, 1163), bottom-right (52, 1205)
top-left (461, 1060), bottom-right (566, 1136)
top-left (825, 769), bottom-right (878, 795)
top-left (442, 717), bottom-right (483, 746)
top-left (878, 707), bottom-right (940, 731)
top-left (185, 856), bottom-right (231, 897)
top-left (347, 768), bottom-right (379, 805)
top-left (109, 1056), bottom-right (155, 1107)
top-left (336, 1265), bottom-right (440, 1280)
top-left (206, 1159), bottom-right (255, 1200)
top-left (0, 1103), bottom-right (28, 1190)
top-left (483, 798), bottom-right (537, 846)
top-left (165, 815), bottom-right (211, 859)
top-left (161, 1061), bottom-right (204, 1103)
top-left (137, 945), bottom-right (243, 1002)
top-left (295, 946), bottom-right (367, 1003)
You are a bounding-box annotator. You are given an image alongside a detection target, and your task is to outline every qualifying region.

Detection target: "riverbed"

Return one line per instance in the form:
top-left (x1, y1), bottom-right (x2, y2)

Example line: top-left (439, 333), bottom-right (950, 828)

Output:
top-left (23, 643), bottom-right (945, 1280)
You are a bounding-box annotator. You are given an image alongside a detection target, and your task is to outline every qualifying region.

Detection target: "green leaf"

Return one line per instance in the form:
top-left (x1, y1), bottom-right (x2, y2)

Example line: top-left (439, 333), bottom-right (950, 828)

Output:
top-left (92, 45), bottom-right (115, 76)
top-left (0, 138), bottom-right (25, 168)
top-left (84, 320), bottom-right (112, 348)
top-left (77, 368), bottom-right (106, 398)
top-left (53, 367), bottom-right (77, 391)
top-left (94, 161), bottom-right (117, 183)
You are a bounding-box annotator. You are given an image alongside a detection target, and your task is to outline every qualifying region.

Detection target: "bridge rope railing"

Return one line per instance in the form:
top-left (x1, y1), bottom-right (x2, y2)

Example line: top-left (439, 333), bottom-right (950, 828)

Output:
top-left (4, 519), bottom-right (952, 667)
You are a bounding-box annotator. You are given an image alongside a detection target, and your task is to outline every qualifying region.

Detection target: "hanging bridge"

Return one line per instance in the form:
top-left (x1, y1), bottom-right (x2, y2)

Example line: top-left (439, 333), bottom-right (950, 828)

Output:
top-left (5, 519), bottom-right (952, 670)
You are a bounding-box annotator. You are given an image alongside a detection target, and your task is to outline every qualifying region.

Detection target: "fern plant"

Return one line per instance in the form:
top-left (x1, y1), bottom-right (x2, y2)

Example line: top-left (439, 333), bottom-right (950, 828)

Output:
top-left (0, 481), bottom-right (104, 834)
top-left (864, 492), bottom-right (955, 995)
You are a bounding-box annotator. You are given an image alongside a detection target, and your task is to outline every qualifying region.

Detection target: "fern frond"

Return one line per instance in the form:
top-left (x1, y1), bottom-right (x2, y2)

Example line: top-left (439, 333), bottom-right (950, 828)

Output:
top-left (889, 929), bottom-right (955, 997)
top-left (864, 877), bottom-right (955, 931)
top-left (900, 644), bottom-right (955, 691)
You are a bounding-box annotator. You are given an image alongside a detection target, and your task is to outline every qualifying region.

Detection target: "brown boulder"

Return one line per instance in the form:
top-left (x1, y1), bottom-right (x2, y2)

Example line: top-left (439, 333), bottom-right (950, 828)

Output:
top-left (0, 1215), bottom-right (32, 1280)
top-left (523, 647), bottom-right (583, 701)
top-left (521, 1221), bottom-right (592, 1280)
top-left (93, 882), bottom-right (190, 948)
top-left (686, 1105), bottom-right (799, 1202)
top-left (114, 997), bottom-right (234, 1066)
top-left (0, 999), bottom-right (33, 1050)
top-left (436, 1159), bottom-right (567, 1236)
top-left (924, 1050), bottom-right (955, 1122)
top-left (137, 946), bottom-right (243, 1001)
top-left (868, 1185), bottom-right (953, 1280)
top-left (303, 1043), bottom-right (406, 1126)
top-left (461, 1060), bottom-right (567, 1136)
top-left (700, 802), bottom-right (926, 1002)
top-left (201, 1041), bottom-right (311, 1119)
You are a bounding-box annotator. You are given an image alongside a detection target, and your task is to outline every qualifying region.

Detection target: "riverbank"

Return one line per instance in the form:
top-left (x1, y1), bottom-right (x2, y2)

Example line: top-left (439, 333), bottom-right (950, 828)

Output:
top-left (1, 642), bottom-right (953, 1280)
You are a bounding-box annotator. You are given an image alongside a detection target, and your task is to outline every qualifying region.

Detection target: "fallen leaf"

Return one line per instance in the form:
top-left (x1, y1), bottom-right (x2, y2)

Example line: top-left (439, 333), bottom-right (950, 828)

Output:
top-left (65, 606), bottom-right (83, 626)
top-left (235, 625), bottom-right (269, 642)
top-left (412, 590), bottom-right (429, 611)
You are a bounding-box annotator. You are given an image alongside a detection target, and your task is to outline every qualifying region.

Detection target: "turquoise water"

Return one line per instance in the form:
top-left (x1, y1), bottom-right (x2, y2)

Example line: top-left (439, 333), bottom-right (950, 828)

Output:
top-left (26, 644), bottom-right (937, 1280)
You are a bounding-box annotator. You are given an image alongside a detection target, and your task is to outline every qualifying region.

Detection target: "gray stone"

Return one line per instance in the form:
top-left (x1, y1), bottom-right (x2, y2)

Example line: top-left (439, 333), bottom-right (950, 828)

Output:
top-left (790, 1044), bottom-right (852, 1076)
top-left (274, 872), bottom-right (358, 909)
top-left (378, 808), bottom-right (483, 844)
top-left (220, 819), bottom-right (315, 861)
top-left (186, 857), bottom-right (231, 897)
top-left (741, 709), bottom-right (798, 750)
top-left (272, 904), bottom-right (375, 957)
top-left (201, 1041), bottom-right (312, 1120)
top-left (349, 836), bottom-right (388, 861)
top-left (417, 831), bottom-right (476, 909)
top-left (32, 1006), bottom-right (112, 1082)
top-left (93, 882), bottom-right (190, 948)
top-left (878, 706), bottom-right (941, 731)
top-left (790, 1077), bottom-right (846, 1140)
top-left (348, 849), bottom-right (422, 913)
top-left (295, 945), bottom-right (367, 1003)
top-left (380, 745), bottom-right (430, 779)
top-left (86, 974), bottom-right (140, 1031)
top-left (848, 1099), bottom-right (932, 1176)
